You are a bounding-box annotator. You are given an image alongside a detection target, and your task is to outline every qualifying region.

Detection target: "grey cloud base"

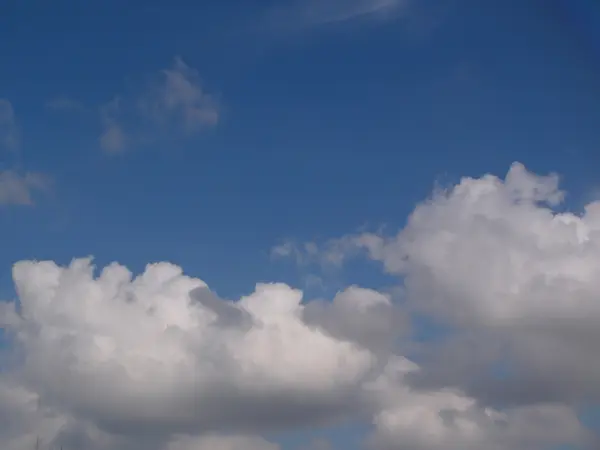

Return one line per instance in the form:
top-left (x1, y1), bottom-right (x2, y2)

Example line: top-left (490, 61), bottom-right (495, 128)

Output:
top-left (1, 162), bottom-right (598, 450)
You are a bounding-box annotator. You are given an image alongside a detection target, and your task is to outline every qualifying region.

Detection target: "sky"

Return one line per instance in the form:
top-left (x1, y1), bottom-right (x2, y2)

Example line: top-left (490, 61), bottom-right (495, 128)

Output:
top-left (0, 0), bottom-right (600, 449)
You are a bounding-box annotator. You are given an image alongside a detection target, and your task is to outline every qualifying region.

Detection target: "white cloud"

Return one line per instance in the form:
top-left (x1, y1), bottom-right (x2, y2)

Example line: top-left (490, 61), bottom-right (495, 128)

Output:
top-left (280, 162), bottom-right (600, 412)
top-left (0, 98), bottom-right (20, 151)
top-left (0, 170), bottom-right (51, 206)
top-left (138, 56), bottom-right (219, 133)
top-left (0, 250), bottom-right (592, 449)
top-left (365, 162), bottom-right (599, 326)
top-left (1, 259), bottom-right (374, 443)
top-left (303, 286), bottom-right (408, 354)
top-left (271, 240), bottom-right (320, 265)
top-left (271, 233), bottom-right (383, 269)
top-left (98, 57), bottom-right (218, 153)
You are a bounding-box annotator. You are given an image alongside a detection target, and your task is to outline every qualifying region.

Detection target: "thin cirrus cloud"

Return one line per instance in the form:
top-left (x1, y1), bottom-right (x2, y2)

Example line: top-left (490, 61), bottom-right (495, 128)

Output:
top-left (0, 163), bottom-right (597, 450)
top-left (98, 57), bottom-right (219, 154)
top-left (0, 170), bottom-right (50, 207)
top-left (45, 96), bottom-right (86, 112)
top-left (0, 98), bottom-right (20, 152)
top-left (0, 99), bottom-right (51, 207)
top-left (266, 0), bottom-right (409, 30)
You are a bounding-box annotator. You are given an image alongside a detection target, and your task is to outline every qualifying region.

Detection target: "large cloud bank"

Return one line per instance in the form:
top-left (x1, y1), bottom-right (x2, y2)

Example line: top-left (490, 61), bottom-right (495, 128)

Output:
top-left (1, 162), bottom-right (598, 449)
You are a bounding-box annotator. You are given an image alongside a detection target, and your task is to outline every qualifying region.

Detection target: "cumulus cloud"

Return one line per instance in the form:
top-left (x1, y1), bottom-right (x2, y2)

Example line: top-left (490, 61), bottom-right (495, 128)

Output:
top-left (366, 358), bottom-right (590, 450)
top-left (98, 57), bottom-right (218, 153)
top-left (0, 244), bottom-right (592, 449)
top-left (303, 286), bottom-right (408, 354)
top-left (0, 98), bottom-right (20, 151)
top-left (0, 170), bottom-right (51, 206)
top-left (0, 381), bottom-right (276, 450)
top-left (0, 259), bottom-right (374, 447)
top-left (279, 162), bottom-right (600, 414)
top-left (1, 161), bottom-right (597, 449)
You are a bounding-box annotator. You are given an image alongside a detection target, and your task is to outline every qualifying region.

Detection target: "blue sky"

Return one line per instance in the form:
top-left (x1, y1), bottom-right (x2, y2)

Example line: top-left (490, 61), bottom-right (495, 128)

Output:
top-left (1, 1), bottom-right (600, 449)
top-left (1, 0), bottom-right (599, 297)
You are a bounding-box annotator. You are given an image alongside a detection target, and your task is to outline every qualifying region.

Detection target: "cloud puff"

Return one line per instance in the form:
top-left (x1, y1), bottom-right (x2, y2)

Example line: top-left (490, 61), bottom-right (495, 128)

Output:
top-left (0, 248), bottom-right (592, 449)
top-left (0, 170), bottom-right (51, 206)
top-left (98, 57), bottom-right (218, 153)
top-left (138, 56), bottom-right (219, 133)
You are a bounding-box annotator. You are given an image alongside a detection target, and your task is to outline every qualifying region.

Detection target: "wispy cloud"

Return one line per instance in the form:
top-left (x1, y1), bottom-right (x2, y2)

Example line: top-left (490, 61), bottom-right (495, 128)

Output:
top-left (0, 99), bottom-right (20, 152)
top-left (0, 100), bottom-right (52, 206)
top-left (98, 57), bottom-right (219, 154)
top-left (138, 56), bottom-right (219, 133)
top-left (267, 0), bottom-right (409, 30)
top-left (0, 170), bottom-right (51, 206)
top-left (271, 233), bottom-right (382, 269)
top-left (99, 121), bottom-right (127, 154)
top-left (99, 97), bottom-right (127, 154)
top-left (45, 96), bottom-right (85, 112)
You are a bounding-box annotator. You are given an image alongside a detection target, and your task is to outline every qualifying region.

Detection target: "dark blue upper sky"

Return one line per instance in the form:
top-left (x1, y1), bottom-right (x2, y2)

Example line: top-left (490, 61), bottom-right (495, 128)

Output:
top-left (1, 0), bottom-right (599, 299)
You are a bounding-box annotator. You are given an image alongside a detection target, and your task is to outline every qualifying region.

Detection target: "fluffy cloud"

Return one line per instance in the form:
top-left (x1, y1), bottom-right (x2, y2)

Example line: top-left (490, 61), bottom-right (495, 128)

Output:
top-left (303, 286), bottom-right (408, 354)
top-left (367, 358), bottom-right (590, 450)
top-left (1, 162), bottom-right (597, 449)
top-left (99, 57), bottom-right (218, 153)
top-left (362, 163), bottom-right (600, 406)
top-left (0, 259), bottom-right (375, 448)
top-left (277, 162), bottom-right (600, 412)
top-left (0, 382), bottom-right (276, 450)
top-left (0, 247), bottom-right (592, 449)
